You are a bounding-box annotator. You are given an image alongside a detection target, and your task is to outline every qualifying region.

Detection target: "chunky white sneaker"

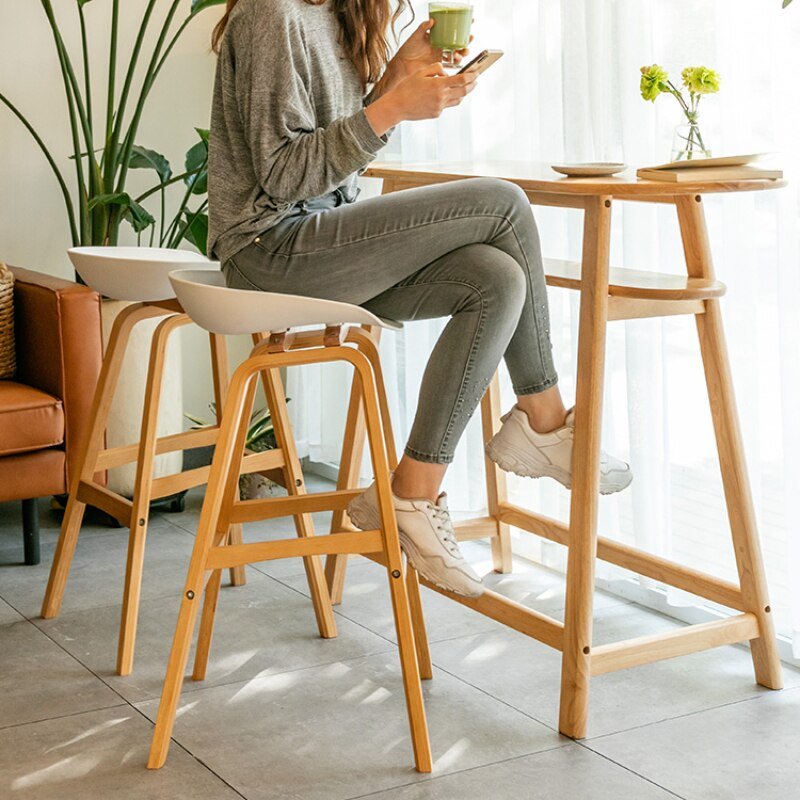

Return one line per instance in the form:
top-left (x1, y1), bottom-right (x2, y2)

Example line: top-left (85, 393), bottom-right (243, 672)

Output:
top-left (347, 483), bottom-right (484, 598)
top-left (486, 407), bottom-right (633, 495)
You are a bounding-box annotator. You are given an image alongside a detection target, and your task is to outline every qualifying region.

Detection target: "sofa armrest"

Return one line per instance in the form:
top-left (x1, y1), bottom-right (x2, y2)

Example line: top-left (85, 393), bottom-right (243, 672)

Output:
top-left (10, 266), bottom-right (103, 482)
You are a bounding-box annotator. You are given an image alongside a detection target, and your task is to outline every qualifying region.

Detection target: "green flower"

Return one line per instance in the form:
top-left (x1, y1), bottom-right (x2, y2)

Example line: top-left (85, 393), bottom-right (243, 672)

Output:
top-left (681, 66), bottom-right (720, 96)
top-left (640, 64), bottom-right (669, 102)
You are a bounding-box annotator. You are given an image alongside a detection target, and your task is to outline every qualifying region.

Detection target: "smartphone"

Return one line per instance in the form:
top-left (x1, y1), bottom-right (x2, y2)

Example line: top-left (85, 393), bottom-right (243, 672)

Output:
top-left (458, 49), bottom-right (504, 77)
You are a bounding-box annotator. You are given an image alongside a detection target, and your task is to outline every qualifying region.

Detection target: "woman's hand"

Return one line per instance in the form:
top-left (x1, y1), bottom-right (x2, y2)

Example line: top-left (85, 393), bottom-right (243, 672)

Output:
top-left (390, 19), bottom-right (472, 79)
top-left (365, 63), bottom-right (478, 135)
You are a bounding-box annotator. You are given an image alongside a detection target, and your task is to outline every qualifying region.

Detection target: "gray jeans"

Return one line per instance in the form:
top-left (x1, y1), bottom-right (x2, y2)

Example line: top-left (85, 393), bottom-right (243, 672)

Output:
top-left (223, 177), bottom-right (558, 464)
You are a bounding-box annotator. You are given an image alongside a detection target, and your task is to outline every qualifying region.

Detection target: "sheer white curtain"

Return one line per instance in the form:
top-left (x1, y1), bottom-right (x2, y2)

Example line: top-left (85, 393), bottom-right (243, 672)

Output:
top-left (289, 0), bottom-right (800, 660)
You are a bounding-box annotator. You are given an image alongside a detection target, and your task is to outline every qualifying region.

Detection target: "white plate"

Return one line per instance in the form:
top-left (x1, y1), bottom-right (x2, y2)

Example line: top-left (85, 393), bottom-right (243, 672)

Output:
top-left (551, 162), bottom-right (628, 177)
top-left (644, 153), bottom-right (769, 171)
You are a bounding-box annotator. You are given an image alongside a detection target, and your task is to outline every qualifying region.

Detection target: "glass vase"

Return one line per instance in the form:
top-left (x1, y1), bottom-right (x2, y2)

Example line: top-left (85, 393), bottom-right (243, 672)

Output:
top-left (671, 118), bottom-right (712, 162)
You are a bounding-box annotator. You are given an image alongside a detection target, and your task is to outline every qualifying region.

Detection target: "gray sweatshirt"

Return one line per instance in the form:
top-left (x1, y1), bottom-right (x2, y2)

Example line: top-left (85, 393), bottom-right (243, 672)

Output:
top-left (207, 0), bottom-right (389, 264)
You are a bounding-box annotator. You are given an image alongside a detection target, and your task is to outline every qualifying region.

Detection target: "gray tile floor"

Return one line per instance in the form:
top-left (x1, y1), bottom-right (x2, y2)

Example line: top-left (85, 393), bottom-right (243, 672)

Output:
top-left (1, 481), bottom-right (798, 800)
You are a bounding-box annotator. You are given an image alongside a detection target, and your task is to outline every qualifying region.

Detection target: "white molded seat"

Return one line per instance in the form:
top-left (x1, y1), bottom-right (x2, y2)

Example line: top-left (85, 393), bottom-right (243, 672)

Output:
top-left (169, 269), bottom-right (403, 336)
top-left (68, 247), bottom-right (219, 302)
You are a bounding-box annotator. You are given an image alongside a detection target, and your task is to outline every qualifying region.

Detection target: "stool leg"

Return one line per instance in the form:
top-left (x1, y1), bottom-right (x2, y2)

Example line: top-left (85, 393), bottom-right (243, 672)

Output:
top-left (259, 360), bottom-right (337, 640)
top-left (481, 375), bottom-right (513, 573)
top-left (210, 332), bottom-right (247, 588)
top-left (406, 565), bottom-right (433, 680)
top-left (348, 327), bottom-right (433, 680)
top-left (193, 377), bottom-right (259, 682)
top-left (559, 196), bottom-right (612, 740)
top-left (325, 365), bottom-right (368, 603)
top-left (325, 326), bottom-right (385, 604)
top-left (226, 524), bottom-right (246, 585)
top-left (192, 567), bottom-right (223, 682)
top-left (354, 353), bottom-right (431, 773)
top-left (148, 369), bottom-right (258, 770)
top-left (117, 314), bottom-right (189, 676)
top-left (42, 303), bottom-right (152, 619)
top-left (676, 195), bottom-right (783, 689)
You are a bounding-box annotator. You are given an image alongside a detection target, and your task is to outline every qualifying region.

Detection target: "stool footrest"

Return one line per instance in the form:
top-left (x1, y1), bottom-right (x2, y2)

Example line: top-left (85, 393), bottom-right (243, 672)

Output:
top-left (205, 529), bottom-right (384, 570)
top-left (96, 426), bottom-right (221, 471)
top-left (495, 503), bottom-right (745, 611)
top-left (77, 481), bottom-right (133, 527)
top-left (590, 613), bottom-right (759, 676)
top-left (230, 489), bottom-right (362, 524)
top-left (151, 466), bottom-right (211, 499)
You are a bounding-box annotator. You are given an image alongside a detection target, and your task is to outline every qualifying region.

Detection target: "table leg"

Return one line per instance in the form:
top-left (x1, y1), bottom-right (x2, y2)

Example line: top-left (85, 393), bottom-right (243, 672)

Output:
top-left (559, 196), bottom-right (612, 739)
top-left (676, 195), bottom-right (783, 690)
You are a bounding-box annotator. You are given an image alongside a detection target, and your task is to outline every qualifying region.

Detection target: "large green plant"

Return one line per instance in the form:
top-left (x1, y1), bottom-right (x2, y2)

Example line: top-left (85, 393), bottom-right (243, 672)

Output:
top-left (0, 0), bottom-right (223, 253)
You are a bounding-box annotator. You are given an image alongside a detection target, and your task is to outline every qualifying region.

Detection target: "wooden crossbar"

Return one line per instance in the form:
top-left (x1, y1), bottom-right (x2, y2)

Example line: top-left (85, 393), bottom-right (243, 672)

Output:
top-left (240, 449), bottom-right (287, 475)
top-left (230, 489), bottom-right (362, 525)
top-left (360, 549), bottom-right (564, 651)
top-left (205, 530), bottom-right (385, 571)
top-left (423, 583), bottom-right (565, 650)
top-left (607, 297), bottom-right (705, 321)
top-left (151, 466), bottom-right (212, 499)
top-left (77, 481), bottom-right (133, 527)
top-left (491, 503), bottom-right (745, 611)
top-left (451, 516), bottom-right (500, 541)
top-left (96, 427), bottom-right (221, 470)
top-left (590, 613), bottom-right (759, 676)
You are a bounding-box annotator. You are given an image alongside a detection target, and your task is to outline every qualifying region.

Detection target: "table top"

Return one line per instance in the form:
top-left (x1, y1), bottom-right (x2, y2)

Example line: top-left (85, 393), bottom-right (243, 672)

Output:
top-left (364, 160), bottom-right (787, 197)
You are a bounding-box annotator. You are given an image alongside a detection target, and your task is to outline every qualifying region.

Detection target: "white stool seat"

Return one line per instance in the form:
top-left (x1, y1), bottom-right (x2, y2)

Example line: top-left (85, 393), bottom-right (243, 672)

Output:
top-left (170, 269), bottom-right (403, 335)
top-left (68, 247), bottom-right (219, 302)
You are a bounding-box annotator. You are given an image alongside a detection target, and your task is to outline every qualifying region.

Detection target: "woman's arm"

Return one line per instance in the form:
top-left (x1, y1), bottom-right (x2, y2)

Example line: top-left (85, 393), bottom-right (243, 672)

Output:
top-left (367, 19), bottom-right (471, 103)
top-left (365, 64), bottom-right (478, 137)
top-left (236, 9), bottom-right (386, 204)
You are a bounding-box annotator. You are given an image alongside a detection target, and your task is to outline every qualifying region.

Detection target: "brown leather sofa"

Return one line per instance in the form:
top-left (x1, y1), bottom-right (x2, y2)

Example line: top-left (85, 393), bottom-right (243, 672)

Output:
top-left (0, 267), bottom-right (102, 564)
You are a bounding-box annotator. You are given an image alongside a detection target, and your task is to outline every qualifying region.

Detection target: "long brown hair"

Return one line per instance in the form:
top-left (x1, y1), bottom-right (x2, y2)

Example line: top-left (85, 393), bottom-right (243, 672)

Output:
top-left (212, 0), bottom-right (410, 87)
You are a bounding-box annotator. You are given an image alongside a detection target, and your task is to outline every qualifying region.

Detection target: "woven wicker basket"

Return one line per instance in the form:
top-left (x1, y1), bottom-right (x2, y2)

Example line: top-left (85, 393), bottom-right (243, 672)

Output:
top-left (0, 263), bottom-right (15, 379)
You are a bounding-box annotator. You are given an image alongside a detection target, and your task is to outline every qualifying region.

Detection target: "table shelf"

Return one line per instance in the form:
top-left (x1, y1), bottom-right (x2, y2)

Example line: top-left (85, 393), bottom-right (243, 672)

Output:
top-left (544, 258), bottom-right (726, 301)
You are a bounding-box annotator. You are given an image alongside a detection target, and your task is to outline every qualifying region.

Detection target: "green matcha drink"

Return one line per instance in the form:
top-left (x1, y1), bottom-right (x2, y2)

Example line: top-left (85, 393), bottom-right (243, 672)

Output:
top-left (429, 3), bottom-right (473, 68)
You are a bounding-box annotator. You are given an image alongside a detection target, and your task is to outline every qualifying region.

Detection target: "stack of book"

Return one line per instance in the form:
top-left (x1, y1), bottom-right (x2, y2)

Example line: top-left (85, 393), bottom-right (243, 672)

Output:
top-left (636, 154), bottom-right (782, 182)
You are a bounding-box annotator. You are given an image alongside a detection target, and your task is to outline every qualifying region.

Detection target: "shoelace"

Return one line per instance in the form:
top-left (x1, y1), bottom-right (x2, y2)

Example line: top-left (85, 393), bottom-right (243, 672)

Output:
top-left (430, 506), bottom-right (461, 557)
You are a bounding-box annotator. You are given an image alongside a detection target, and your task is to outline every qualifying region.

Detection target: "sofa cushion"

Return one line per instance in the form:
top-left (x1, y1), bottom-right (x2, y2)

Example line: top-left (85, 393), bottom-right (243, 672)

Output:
top-left (0, 381), bottom-right (64, 456)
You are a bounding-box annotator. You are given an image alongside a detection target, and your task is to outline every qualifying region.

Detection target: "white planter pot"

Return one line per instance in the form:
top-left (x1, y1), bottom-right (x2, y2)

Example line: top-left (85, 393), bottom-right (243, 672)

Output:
top-left (101, 299), bottom-right (183, 498)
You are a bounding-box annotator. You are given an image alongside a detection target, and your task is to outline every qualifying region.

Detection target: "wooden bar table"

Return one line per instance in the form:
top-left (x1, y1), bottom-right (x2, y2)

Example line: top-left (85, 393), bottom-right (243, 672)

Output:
top-left (326, 161), bottom-right (786, 739)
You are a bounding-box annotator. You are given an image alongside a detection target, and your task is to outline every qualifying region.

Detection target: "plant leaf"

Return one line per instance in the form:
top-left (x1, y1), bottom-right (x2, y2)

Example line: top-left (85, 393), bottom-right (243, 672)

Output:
top-left (783, 0), bottom-right (793, 7)
top-left (88, 192), bottom-right (155, 233)
top-left (129, 145), bottom-right (172, 184)
top-left (185, 139), bottom-right (209, 194)
top-left (183, 129), bottom-right (210, 195)
top-left (191, 0), bottom-right (226, 15)
top-left (87, 192), bottom-right (129, 211)
top-left (77, 0), bottom-right (94, 7)
top-left (181, 211), bottom-right (209, 255)
top-left (124, 199), bottom-right (156, 233)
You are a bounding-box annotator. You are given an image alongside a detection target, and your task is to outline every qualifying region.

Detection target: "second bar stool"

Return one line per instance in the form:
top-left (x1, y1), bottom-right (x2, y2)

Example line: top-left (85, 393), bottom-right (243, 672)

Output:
top-left (40, 247), bottom-right (336, 676)
top-left (146, 269), bottom-right (432, 772)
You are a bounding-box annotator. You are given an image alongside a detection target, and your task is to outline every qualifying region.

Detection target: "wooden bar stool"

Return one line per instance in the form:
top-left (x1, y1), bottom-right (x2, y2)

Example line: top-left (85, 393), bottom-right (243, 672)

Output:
top-left (146, 269), bottom-right (432, 772)
top-left (40, 247), bottom-right (336, 678)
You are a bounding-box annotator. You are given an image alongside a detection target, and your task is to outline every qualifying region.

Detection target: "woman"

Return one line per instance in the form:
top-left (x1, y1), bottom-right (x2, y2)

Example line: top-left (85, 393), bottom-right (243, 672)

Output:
top-left (208, 0), bottom-right (631, 598)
